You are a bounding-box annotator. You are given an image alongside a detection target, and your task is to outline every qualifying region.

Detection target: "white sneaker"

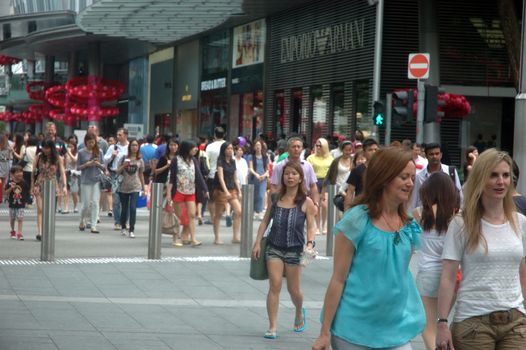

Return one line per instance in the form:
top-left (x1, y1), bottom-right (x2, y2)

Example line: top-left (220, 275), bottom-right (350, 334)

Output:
top-left (121, 229), bottom-right (127, 236)
top-left (129, 231), bottom-right (135, 238)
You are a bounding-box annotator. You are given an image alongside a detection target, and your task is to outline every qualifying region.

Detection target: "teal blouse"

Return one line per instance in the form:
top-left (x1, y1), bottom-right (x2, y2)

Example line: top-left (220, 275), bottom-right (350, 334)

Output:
top-left (330, 204), bottom-right (425, 348)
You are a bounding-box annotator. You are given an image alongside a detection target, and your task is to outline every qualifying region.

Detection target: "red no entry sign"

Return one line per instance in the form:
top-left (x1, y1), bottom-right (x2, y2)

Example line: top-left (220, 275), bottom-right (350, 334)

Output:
top-left (408, 53), bottom-right (430, 79)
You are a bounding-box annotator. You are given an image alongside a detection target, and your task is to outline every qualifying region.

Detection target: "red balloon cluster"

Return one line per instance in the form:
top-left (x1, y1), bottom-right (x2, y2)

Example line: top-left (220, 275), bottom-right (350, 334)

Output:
top-left (0, 55), bottom-right (21, 65)
top-left (0, 76), bottom-right (124, 126)
top-left (393, 89), bottom-right (471, 122)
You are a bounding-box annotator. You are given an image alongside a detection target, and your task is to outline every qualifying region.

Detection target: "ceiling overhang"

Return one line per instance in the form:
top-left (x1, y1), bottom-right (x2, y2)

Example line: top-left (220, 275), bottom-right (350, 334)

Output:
top-left (77, 0), bottom-right (244, 44)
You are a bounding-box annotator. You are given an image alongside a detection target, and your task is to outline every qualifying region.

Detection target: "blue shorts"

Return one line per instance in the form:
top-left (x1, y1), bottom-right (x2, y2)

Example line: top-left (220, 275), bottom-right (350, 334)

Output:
top-left (265, 244), bottom-right (303, 265)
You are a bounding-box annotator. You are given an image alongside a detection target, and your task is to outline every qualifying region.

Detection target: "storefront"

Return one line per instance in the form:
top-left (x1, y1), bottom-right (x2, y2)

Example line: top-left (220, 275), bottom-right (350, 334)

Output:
top-left (230, 19), bottom-right (265, 141)
top-left (266, 0), bottom-right (376, 146)
top-left (148, 48), bottom-right (174, 136)
top-left (199, 31), bottom-right (229, 138)
top-left (175, 40), bottom-right (199, 140)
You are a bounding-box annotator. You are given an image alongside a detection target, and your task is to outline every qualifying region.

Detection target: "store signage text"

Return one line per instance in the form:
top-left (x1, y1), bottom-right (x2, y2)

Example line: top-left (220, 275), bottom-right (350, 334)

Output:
top-left (280, 19), bottom-right (365, 64)
top-left (201, 78), bottom-right (226, 91)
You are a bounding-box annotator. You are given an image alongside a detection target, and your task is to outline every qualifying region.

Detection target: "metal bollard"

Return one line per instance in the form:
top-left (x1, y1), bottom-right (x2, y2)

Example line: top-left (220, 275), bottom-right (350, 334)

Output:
top-left (41, 180), bottom-right (56, 261)
top-left (147, 182), bottom-right (164, 259)
top-left (326, 185), bottom-right (338, 257)
top-left (240, 184), bottom-right (254, 257)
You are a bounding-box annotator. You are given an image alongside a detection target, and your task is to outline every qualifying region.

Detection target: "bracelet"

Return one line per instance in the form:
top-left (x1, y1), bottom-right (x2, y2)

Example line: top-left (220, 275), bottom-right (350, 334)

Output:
top-left (436, 318), bottom-right (448, 324)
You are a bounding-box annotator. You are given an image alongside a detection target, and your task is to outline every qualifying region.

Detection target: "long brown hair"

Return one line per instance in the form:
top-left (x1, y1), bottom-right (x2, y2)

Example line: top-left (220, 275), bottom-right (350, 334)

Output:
top-left (279, 161), bottom-right (307, 204)
top-left (352, 147), bottom-right (413, 223)
top-left (84, 132), bottom-right (99, 157)
top-left (462, 148), bottom-right (517, 254)
top-left (419, 172), bottom-right (459, 234)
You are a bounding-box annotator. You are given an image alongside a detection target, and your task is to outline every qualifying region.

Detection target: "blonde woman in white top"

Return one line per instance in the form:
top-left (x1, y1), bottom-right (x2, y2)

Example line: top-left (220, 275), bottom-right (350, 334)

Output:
top-left (436, 149), bottom-right (526, 350)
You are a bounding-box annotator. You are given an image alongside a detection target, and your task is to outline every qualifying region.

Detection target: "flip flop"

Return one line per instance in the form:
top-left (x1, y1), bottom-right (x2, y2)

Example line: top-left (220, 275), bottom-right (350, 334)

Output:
top-left (293, 307), bottom-right (306, 332)
top-left (263, 330), bottom-right (278, 339)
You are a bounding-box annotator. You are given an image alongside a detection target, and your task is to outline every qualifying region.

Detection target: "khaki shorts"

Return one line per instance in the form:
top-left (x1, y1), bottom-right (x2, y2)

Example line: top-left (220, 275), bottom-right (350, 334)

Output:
top-left (451, 308), bottom-right (526, 349)
top-left (213, 188), bottom-right (238, 205)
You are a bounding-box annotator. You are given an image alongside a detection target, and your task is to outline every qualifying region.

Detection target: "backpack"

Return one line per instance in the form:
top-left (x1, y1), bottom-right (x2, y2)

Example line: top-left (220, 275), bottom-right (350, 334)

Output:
top-left (199, 152), bottom-right (210, 178)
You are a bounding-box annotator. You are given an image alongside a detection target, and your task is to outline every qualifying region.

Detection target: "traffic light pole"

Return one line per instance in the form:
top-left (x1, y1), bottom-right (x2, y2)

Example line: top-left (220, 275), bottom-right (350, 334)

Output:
top-left (513, 0), bottom-right (526, 195)
top-left (416, 80), bottom-right (425, 144)
top-left (385, 93), bottom-right (392, 145)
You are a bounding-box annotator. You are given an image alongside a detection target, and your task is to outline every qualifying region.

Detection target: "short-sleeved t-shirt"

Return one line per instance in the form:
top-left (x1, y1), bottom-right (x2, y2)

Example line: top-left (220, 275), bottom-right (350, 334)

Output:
top-left (330, 205), bottom-right (425, 348)
top-left (306, 154), bottom-right (334, 179)
top-left (5, 180), bottom-right (29, 208)
top-left (442, 215), bottom-right (526, 322)
top-left (217, 158), bottom-right (236, 191)
top-left (78, 149), bottom-right (103, 185)
top-left (271, 158), bottom-right (317, 194)
top-left (346, 163), bottom-right (366, 196)
top-left (118, 158), bottom-right (144, 193)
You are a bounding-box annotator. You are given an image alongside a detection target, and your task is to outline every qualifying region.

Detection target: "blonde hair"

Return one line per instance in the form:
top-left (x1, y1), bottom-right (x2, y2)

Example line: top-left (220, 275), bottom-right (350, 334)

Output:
top-left (462, 148), bottom-right (517, 254)
top-left (315, 138), bottom-right (330, 157)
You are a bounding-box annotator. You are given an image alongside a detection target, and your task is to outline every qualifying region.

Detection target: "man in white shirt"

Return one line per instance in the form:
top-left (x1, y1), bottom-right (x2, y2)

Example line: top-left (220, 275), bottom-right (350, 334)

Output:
top-left (409, 142), bottom-right (463, 211)
top-left (205, 127), bottom-right (226, 222)
top-left (103, 128), bottom-right (129, 230)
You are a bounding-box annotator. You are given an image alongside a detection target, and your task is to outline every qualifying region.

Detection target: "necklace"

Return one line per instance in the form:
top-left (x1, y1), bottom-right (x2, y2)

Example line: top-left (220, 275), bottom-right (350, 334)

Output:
top-left (381, 212), bottom-right (402, 245)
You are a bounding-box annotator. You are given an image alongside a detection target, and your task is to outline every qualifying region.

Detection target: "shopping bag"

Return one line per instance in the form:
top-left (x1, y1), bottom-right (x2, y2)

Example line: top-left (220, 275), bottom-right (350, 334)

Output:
top-left (250, 237), bottom-right (268, 280)
top-left (161, 203), bottom-right (180, 235)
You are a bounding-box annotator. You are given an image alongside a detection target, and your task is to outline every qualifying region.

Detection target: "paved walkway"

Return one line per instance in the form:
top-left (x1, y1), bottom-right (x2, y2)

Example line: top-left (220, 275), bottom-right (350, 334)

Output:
top-left (0, 206), bottom-right (426, 349)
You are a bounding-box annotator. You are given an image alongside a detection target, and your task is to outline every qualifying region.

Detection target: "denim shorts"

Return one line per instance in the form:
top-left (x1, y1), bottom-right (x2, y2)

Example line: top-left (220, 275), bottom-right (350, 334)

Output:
top-left (266, 244), bottom-right (303, 265)
top-left (416, 270), bottom-right (442, 298)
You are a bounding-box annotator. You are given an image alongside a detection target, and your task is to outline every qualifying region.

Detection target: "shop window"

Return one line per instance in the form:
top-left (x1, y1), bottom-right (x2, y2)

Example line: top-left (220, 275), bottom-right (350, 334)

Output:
top-left (233, 91), bottom-right (264, 140)
top-left (200, 90), bottom-right (228, 138)
top-left (311, 85), bottom-right (327, 144)
top-left (355, 80), bottom-right (372, 136)
top-left (331, 84), bottom-right (346, 139)
top-left (291, 89), bottom-right (303, 135)
top-left (202, 31), bottom-right (230, 77)
top-left (275, 91), bottom-right (285, 137)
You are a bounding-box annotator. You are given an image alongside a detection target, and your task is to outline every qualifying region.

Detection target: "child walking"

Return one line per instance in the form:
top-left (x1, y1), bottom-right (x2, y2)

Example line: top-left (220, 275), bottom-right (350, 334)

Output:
top-left (5, 165), bottom-right (29, 240)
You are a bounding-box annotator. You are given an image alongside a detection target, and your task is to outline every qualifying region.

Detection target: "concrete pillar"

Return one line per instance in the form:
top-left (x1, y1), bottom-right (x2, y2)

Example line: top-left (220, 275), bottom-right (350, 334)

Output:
top-left (64, 52), bottom-right (79, 137)
top-left (43, 56), bottom-right (55, 128)
top-left (27, 60), bottom-right (42, 135)
top-left (418, 0), bottom-right (440, 143)
top-left (85, 43), bottom-right (102, 130)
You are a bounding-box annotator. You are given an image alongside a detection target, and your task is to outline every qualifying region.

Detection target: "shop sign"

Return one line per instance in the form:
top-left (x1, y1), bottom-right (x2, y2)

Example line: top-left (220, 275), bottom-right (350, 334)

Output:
top-left (201, 78), bottom-right (227, 91)
top-left (280, 19), bottom-right (365, 64)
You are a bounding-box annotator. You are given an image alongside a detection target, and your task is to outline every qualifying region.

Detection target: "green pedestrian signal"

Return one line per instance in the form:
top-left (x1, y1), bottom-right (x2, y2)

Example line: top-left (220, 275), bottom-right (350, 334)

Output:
top-left (373, 101), bottom-right (385, 126)
top-left (374, 114), bottom-right (384, 126)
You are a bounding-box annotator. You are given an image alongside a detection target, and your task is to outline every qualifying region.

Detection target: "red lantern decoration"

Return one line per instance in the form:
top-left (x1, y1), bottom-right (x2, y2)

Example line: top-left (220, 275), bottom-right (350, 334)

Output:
top-left (0, 55), bottom-right (21, 65)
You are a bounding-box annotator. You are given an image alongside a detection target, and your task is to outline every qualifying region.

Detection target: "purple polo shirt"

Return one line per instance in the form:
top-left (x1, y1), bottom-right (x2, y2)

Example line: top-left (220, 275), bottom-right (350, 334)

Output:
top-left (271, 158), bottom-right (317, 193)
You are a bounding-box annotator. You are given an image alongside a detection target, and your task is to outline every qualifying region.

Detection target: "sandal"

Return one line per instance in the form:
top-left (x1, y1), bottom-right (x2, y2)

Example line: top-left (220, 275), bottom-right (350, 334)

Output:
top-left (172, 237), bottom-right (183, 247)
top-left (263, 330), bottom-right (278, 339)
top-left (79, 225), bottom-right (85, 232)
top-left (293, 307), bottom-right (306, 332)
top-left (191, 240), bottom-right (202, 247)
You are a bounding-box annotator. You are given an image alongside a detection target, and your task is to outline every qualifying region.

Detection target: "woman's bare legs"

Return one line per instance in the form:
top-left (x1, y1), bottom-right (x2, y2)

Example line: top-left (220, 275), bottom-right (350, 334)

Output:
top-left (229, 198), bottom-right (242, 242)
top-left (213, 202), bottom-right (225, 244)
top-left (266, 259), bottom-right (284, 333)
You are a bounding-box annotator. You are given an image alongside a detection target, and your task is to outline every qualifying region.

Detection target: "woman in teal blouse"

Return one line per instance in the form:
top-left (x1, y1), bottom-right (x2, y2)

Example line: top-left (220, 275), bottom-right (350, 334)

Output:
top-left (312, 147), bottom-right (425, 350)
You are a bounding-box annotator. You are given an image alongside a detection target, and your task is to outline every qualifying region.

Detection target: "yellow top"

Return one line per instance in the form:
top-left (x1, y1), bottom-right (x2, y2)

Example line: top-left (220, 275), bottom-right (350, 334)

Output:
top-left (307, 154), bottom-right (334, 179)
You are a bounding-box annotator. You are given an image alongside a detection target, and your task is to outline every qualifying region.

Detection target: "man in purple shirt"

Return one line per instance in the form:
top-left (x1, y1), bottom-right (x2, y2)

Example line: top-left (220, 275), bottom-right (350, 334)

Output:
top-left (271, 136), bottom-right (319, 206)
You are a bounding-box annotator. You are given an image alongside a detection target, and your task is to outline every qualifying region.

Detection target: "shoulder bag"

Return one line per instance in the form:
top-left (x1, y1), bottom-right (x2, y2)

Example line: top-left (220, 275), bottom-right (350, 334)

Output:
top-left (249, 200), bottom-right (277, 280)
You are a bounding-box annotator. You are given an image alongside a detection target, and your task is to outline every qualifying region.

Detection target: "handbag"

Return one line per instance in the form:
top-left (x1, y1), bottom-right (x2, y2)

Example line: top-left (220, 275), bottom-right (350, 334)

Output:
top-left (17, 151), bottom-right (28, 168)
top-left (333, 193), bottom-right (345, 212)
top-left (99, 169), bottom-right (113, 191)
top-left (249, 201), bottom-right (276, 281)
top-left (162, 202), bottom-right (180, 235)
top-left (111, 174), bottom-right (124, 193)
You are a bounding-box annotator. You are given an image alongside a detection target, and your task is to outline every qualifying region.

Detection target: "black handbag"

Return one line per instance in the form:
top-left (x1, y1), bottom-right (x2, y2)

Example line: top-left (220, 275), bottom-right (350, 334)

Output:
top-left (99, 169), bottom-right (113, 190)
top-left (333, 194), bottom-right (345, 212)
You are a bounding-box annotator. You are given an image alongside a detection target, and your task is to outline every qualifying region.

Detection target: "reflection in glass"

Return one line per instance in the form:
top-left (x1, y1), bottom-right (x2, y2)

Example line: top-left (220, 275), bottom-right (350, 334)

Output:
top-left (355, 80), bottom-right (372, 136)
top-left (311, 86), bottom-right (327, 144)
top-left (332, 84), bottom-right (346, 140)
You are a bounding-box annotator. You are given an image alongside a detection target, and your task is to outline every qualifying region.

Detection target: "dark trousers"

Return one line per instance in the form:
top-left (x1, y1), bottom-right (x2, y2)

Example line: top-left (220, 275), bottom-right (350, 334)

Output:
top-left (118, 192), bottom-right (139, 232)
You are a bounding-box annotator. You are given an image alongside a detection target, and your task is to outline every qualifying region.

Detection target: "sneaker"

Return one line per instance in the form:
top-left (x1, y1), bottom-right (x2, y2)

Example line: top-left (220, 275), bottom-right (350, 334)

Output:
top-left (36, 234), bottom-right (41, 241)
top-left (128, 231), bottom-right (135, 238)
top-left (114, 224), bottom-right (121, 231)
top-left (17, 232), bottom-right (24, 241)
top-left (86, 223), bottom-right (92, 229)
top-left (225, 215), bottom-right (232, 227)
top-left (10, 230), bottom-right (16, 239)
top-left (73, 209), bottom-right (79, 213)
top-left (121, 228), bottom-right (127, 236)
top-left (108, 211), bottom-right (113, 217)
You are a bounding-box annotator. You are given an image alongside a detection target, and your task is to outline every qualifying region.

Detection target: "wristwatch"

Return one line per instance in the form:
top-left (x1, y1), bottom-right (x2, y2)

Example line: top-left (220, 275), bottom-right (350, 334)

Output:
top-left (437, 318), bottom-right (448, 324)
top-left (307, 240), bottom-right (316, 248)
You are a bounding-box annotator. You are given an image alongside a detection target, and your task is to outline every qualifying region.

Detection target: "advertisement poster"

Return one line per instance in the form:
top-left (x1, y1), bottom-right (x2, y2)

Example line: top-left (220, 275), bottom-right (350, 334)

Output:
top-left (233, 19), bottom-right (266, 68)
